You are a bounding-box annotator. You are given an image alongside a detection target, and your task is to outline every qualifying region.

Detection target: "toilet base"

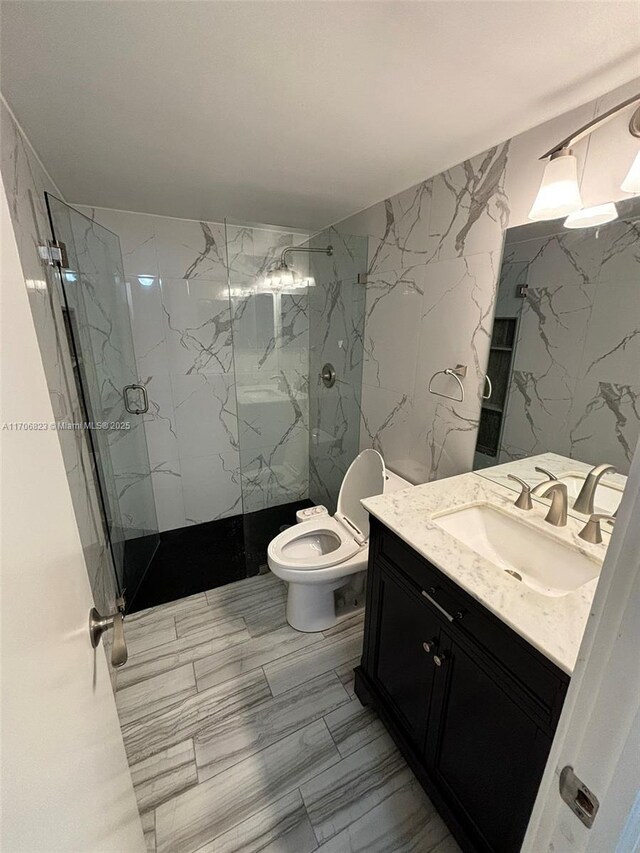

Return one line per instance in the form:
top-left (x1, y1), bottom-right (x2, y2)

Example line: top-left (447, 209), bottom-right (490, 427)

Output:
top-left (286, 578), bottom-right (347, 632)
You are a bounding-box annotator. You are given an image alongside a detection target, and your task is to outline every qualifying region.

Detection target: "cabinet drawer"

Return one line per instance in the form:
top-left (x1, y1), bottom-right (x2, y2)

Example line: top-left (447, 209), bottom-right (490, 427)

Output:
top-left (373, 521), bottom-right (568, 727)
top-left (377, 524), bottom-right (465, 617)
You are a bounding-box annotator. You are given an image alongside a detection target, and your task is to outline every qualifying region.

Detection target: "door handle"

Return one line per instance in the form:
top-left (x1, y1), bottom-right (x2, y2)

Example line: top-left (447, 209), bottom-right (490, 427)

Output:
top-left (123, 383), bottom-right (149, 414)
top-left (89, 607), bottom-right (128, 668)
top-left (421, 588), bottom-right (455, 622)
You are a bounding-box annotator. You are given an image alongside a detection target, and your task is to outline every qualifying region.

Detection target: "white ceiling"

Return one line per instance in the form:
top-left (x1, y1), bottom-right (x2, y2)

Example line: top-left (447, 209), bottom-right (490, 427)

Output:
top-left (1, 1), bottom-right (639, 231)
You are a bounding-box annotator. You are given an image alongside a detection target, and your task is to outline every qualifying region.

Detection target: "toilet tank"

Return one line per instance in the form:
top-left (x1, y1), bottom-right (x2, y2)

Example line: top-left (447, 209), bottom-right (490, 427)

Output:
top-left (383, 469), bottom-right (412, 493)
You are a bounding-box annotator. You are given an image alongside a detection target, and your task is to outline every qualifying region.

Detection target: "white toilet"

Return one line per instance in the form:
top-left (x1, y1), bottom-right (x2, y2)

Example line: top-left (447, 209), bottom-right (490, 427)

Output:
top-left (267, 449), bottom-right (411, 632)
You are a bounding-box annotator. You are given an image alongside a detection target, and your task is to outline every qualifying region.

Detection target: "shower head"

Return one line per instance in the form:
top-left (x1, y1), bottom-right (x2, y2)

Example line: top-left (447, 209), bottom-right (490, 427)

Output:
top-left (259, 244), bottom-right (332, 292)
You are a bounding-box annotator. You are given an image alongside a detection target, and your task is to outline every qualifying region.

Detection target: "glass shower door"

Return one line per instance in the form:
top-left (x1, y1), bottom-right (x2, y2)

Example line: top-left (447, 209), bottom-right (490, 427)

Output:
top-left (306, 230), bottom-right (368, 511)
top-left (46, 194), bottom-right (159, 606)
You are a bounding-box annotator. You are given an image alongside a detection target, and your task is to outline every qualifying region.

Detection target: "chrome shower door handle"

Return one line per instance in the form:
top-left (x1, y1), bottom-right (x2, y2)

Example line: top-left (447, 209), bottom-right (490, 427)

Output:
top-left (123, 383), bottom-right (149, 414)
top-left (89, 607), bottom-right (128, 668)
top-left (482, 375), bottom-right (493, 400)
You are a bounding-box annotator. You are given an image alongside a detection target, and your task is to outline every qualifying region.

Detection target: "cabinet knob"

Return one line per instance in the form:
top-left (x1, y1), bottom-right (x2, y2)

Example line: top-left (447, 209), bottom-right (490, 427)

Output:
top-left (422, 637), bottom-right (438, 654)
top-left (433, 653), bottom-right (447, 667)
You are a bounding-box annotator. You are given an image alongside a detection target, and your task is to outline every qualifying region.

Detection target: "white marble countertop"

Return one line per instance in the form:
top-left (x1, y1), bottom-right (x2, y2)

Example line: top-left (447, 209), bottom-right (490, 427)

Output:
top-left (362, 471), bottom-right (608, 675)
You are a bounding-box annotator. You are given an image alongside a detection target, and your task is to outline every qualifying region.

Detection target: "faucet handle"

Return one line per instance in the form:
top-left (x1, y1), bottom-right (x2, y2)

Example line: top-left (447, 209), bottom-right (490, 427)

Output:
top-left (534, 466), bottom-right (557, 481)
top-left (507, 475), bottom-right (533, 511)
top-left (578, 513), bottom-right (616, 545)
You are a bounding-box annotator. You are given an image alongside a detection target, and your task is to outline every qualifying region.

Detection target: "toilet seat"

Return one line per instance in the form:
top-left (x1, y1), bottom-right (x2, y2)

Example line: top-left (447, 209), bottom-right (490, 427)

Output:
top-left (267, 449), bottom-right (385, 577)
top-left (335, 448), bottom-right (385, 544)
top-left (268, 516), bottom-right (363, 571)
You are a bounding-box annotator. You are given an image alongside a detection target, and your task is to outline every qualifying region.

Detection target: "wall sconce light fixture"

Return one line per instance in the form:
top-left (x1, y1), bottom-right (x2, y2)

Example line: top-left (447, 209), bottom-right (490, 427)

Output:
top-left (529, 92), bottom-right (640, 226)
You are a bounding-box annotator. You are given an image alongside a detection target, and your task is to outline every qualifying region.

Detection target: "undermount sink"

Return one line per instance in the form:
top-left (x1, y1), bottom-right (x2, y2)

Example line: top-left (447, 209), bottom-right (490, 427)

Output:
top-left (433, 503), bottom-right (601, 598)
top-left (557, 472), bottom-right (623, 516)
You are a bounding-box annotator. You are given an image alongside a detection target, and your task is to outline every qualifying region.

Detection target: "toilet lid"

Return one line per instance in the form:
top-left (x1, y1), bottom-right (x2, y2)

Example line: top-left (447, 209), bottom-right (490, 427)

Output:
top-left (336, 449), bottom-right (385, 544)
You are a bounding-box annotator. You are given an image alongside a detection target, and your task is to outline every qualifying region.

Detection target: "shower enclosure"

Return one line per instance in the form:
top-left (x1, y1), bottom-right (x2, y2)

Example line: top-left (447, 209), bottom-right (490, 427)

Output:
top-left (47, 196), bottom-right (367, 611)
top-left (47, 195), bottom-right (160, 608)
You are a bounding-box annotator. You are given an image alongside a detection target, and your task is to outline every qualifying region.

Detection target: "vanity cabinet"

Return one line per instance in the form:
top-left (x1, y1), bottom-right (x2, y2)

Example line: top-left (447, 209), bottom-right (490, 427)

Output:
top-left (355, 518), bottom-right (570, 853)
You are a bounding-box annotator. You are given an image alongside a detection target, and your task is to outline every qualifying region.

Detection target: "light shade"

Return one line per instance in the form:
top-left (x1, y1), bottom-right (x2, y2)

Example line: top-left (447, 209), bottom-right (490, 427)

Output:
top-left (528, 151), bottom-right (583, 221)
top-left (563, 203), bottom-right (618, 229)
top-left (621, 150), bottom-right (640, 194)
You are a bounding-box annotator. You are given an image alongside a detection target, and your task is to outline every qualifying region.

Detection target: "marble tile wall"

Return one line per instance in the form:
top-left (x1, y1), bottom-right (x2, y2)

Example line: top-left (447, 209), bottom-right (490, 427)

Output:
top-left (496, 209), bottom-right (640, 473)
top-left (327, 76), bottom-right (640, 485)
top-left (227, 225), bottom-right (311, 514)
top-left (78, 206), bottom-right (309, 528)
top-left (0, 99), bottom-right (117, 616)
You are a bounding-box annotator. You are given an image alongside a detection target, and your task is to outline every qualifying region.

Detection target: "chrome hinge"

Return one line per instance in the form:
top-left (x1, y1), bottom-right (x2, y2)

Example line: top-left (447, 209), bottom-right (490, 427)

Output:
top-left (517, 283), bottom-right (529, 298)
top-left (357, 272), bottom-right (368, 285)
top-left (38, 240), bottom-right (68, 268)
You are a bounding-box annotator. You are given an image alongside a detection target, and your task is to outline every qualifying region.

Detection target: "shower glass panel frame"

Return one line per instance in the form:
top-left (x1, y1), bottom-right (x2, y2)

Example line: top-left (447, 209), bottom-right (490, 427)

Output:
top-left (46, 194), bottom-right (160, 606)
top-left (229, 222), bottom-right (368, 574)
top-left (306, 231), bottom-right (368, 513)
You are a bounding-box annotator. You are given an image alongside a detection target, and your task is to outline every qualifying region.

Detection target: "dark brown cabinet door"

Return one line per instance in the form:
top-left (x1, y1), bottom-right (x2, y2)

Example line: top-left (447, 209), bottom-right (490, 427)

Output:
top-left (373, 567), bottom-right (443, 748)
top-left (426, 636), bottom-right (552, 853)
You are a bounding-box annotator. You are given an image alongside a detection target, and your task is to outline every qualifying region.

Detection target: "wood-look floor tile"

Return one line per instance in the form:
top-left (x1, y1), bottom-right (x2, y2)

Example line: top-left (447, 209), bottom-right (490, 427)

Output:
top-left (313, 776), bottom-right (451, 853)
top-left (116, 663), bottom-right (196, 728)
top-left (174, 606), bottom-right (242, 639)
top-left (300, 732), bottom-right (409, 844)
top-left (321, 610), bottom-right (365, 638)
top-left (323, 697), bottom-right (385, 757)
top-left (121, 668), bottom-right (271, 765)
top-left (124, 614), bottom-right (177, 658)
top-left (130, 740), bottom-right (198, 815)
top-left (195, 671), bottom-right (350, 781)
top-left (128, 592), bottom-right (208, 626)
top-left (263, 625), bottom-right (364, 696)
top-left (124, 615), bottom-right (177, 658)
top-left (429, 833), bottom-right (464, 853)
top-left (334, 656), bottom-right (359, 699)
top-left (193, 625), bottom-right (322, 693)
top-left (242, 598), bottom-right (289, 637)
top-left (205, 572), bottom-right (285, 615)
top-left (118, 619), bottom-right (249, 690)
top-left (155, 720), bottom-right (340, 853)
top-left (140, 811), bottom-right (155, 853)
top-left (194, 790), bottom-right (318, 853)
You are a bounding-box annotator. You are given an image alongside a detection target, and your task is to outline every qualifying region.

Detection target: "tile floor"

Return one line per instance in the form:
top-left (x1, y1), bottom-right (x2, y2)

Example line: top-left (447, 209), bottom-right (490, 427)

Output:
top-left (116, 572), bottom-right (461, 853)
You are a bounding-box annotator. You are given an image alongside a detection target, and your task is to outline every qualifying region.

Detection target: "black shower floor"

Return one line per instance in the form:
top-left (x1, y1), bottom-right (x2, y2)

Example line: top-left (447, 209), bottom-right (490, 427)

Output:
top-left (125, 499), bottom-right (313, 613)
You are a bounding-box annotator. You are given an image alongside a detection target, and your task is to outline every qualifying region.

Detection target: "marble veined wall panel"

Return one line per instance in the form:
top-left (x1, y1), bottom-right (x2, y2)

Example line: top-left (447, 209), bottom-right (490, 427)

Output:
top-left (329, 76), bottom-right (640, 484)
top-left (81, 207), bottom-right (309, 527)
top-left (498, 212), bottom-right (640, 473)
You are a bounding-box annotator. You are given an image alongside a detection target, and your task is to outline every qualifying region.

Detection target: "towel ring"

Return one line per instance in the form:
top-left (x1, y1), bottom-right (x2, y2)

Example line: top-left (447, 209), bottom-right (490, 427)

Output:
top-left (482, 375), bottom-right (493, 400)
top-left (428, 365), bottom-right (467, 403)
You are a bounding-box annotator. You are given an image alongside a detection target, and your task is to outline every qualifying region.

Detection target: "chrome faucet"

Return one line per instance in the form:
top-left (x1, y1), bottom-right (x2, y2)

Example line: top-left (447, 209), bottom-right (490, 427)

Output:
top-left (578, 513), bottom-right (616, 545)
top-left (539, 481), bottom-right (568, 526)
top-left (531, 466), bottom-right (558, 496)
top-left (573, 464), bottom-right (617, 515)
